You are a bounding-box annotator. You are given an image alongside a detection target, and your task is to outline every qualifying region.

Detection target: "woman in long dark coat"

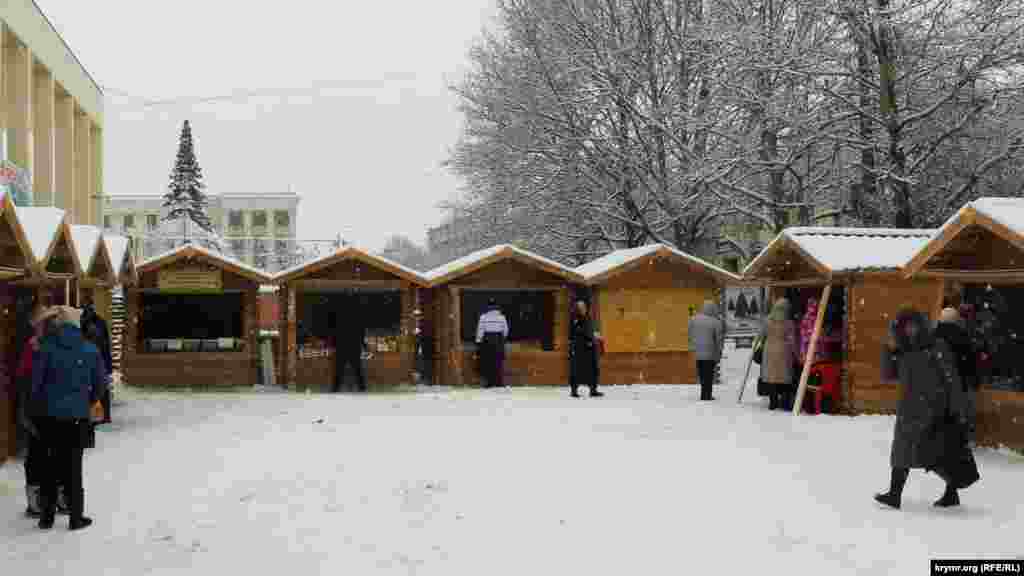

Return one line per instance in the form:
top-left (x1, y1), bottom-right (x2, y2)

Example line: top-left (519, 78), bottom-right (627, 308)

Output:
top-left (875, 307), bottom-right (967, 509)
top-left (569, 301), bottom-right (603, 398)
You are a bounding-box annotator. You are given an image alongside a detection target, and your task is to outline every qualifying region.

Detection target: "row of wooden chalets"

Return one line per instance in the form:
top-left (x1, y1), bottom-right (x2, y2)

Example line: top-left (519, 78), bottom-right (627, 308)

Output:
top-left (1, 197), bottom-right (1021, 460)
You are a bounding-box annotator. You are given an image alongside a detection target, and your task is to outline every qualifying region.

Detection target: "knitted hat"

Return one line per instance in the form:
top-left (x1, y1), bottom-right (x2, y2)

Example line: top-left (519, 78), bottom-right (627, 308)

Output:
top-left (54, 306), bottom-right (82, 329)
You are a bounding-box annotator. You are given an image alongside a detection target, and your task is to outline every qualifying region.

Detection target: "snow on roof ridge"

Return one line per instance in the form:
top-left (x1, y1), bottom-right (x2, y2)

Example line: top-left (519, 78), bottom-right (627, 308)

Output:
top-left (424, 244), bottom-right (577, 282)
top-left (68, 225), bottom-right (103, 274)
top-left (139, 242), bottom-right (270, 280)
top-left (272, 245), bottom-right (427, 283)
top-left (14, 205), bottom-right (67, 263)
top-left (785, 226), bottom-right (936, 237)
top-left (576, 243), bottom-right (741, 281)
top-left (104, 234), bottom-right (130, 276)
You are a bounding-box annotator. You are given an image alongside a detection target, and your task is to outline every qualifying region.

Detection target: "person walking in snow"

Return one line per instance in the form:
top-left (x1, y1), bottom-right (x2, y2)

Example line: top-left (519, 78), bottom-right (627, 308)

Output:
top-left (759, 298), bottom-right (799, 410)
top-left (569, 300), bottom-right (603, 398)
top-left (688, 300), bottom-right (724, 401)
top-left (875, 307), bottom-right (968, 510)
top-left (31, 306), bottom-right (107, 531)
top-left (475, 299), bottom-right (509, 388)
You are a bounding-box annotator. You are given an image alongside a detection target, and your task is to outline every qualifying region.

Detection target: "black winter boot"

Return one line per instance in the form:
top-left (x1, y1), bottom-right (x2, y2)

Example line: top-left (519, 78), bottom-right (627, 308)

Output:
top-left (589, 387), bottom-right (604, 398)
top-left (874, 467), bottom-right (909, 509)
top-left (25, 486), bottom-right (41, 518)
top-left (934, 485), bottom-right (960, 508)
top-left (570, 387), bottom-right (580, 398)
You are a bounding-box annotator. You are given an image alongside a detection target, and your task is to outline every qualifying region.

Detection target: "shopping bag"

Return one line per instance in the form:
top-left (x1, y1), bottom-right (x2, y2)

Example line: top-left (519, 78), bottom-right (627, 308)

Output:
top-left (90, 400), bottom-right (105, 423)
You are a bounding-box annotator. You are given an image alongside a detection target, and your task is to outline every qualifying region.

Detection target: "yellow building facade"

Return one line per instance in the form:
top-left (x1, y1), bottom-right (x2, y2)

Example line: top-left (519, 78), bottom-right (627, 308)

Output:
top-left (1, 1), bottom-right (103, 226)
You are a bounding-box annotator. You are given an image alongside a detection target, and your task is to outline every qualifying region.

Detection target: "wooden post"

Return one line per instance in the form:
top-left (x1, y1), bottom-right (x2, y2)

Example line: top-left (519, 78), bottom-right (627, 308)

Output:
top-left (737, 335), bottom-right (760, 403)
top-left (449, 285), bottom-right (462, 387)
top-left (793, 283), bottom-right (832, 415)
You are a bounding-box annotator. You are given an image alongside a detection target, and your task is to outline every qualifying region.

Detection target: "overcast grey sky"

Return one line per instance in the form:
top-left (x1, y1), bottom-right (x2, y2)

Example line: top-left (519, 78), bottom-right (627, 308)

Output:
top-left (36, 0), bottom-right (496, 251)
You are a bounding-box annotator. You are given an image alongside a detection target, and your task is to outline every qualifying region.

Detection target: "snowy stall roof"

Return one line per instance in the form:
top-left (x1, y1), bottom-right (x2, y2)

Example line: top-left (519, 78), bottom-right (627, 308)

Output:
top-left (138, 243), bottom-right (273, 284)
top-left (424, 244), bottom-right (583, 286)
top-left (103, 234), bottom-right (135, 283)
top-left (274, 246), bottom-right (428, 286)
top-left (903, 197), bottom-right (1024, 278)
top-left (0, 193), bottom-right (34, 272)
top-left (68, 225), bottom-right (113, 281)
top-left (13, 205), bottom-right (77, 271)
top-left (744, 227), bottom-right (936, 281)
top-left (576, 243), bottom-right (742, 285)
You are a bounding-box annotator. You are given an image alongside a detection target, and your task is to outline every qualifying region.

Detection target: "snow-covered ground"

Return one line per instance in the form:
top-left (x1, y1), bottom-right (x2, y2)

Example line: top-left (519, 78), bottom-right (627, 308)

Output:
top-left (3, 347), bottom-right (1022, 575)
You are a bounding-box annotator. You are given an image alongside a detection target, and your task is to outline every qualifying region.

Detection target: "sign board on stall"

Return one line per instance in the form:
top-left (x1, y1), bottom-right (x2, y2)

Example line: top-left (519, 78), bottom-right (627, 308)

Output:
top-left (158, 266), bottom-right (223, 293)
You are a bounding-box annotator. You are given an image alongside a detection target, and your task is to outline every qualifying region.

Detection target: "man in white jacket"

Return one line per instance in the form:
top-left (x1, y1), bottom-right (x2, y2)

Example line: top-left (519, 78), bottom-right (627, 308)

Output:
top-left (475, 299), bottom-right (509, 388)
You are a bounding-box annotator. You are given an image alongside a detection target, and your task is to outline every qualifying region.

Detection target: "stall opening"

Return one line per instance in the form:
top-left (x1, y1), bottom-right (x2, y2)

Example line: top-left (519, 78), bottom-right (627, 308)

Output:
top-left (140, 292), bottom-right (244, 352)
top-left (961, 284), bottom-right (1024, 393)
top-left (298, 291), bottom-right (402, 354)
top-left (460, 290), bottom-right (555, 351)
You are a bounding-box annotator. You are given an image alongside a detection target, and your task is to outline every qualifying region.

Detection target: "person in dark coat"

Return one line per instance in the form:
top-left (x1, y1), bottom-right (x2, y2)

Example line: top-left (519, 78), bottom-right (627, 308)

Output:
top-left (30, 306), bottom-right (107, 531)
top-left (875, 307), bottom-right (967, 510)
top-left (688, 300), bottom-right (725, 401)
top-left (475, 299), bottom-right (509, 388)
top-left (569, 300), bottom-right (603, 398)
top-left (332, 298), bottom-right (368, 393)
top-left (17, 306), bottom-right (60, 518)
top-left (81, 300), bottom-right (113, 423)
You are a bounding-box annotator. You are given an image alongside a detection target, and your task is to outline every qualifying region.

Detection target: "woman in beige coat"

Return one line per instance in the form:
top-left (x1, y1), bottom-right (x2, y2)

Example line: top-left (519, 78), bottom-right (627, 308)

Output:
top-left (759, 298), bottom-right (799, 410)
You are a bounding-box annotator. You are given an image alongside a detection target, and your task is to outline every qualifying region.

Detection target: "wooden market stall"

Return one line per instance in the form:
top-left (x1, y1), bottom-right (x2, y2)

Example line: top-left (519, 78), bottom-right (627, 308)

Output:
top-left (274, 247), bottom-right (427, 391)
top-left (124, 244), bottom-right (271, 388)
top-left (742, 227), bottom-right (942, 414)
top-left (70, 225), bottom-right (118, 309)
top-left (576, 243), bottom-right (742, 385)
top-left (424, 245), bottom-right (582, 387)
top-left (0, 195), bottom-right (35, 463)
top-left (902, 197), bottom-right (1024, 449)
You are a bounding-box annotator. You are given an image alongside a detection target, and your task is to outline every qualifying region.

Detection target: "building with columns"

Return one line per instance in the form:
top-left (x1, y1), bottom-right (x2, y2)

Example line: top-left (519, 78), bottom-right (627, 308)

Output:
top-left (1, 1), bottom-right (104, 225)
top-left (104, 191), bottom-right (302, 273)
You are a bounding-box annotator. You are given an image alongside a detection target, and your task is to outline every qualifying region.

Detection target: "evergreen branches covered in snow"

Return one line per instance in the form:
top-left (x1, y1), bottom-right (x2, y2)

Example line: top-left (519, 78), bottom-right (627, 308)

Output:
top-left (162, 120), bottom-right (214, 244)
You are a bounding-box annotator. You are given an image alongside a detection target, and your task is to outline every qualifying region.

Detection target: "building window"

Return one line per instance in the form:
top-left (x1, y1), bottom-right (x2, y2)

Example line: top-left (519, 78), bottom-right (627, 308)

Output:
top-left (103, 215), bottom-right (111, 229)
top-left (274, 211), bottom-right (289, 229)
top-left (123, 214), bottom-right (135, 231)
top-left (723, 257), bottom-right (740, 273)
top-left (147, 214), bottom-right (159, 231)
top-left (228, 211), bottom-right (243, 229)
top-left (252, 211), bottom-right (268, 229)
top-left (230, 239), bottom-right (246, 258)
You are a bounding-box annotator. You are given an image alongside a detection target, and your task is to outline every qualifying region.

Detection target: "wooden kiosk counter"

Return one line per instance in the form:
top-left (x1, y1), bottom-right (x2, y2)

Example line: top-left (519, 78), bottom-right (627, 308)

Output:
top-left (274, 247), bottom-right (426, 391)
top-left (577, 243), bottom-right (741, 385)
top-left (903, 197), bottom-right (1024, 450)
top-left (743, 227), bottom-right (942, 414)
top-left (124, 244), bottom-right (271, 388)
top-left (424, 245), bottom-right (581, 387)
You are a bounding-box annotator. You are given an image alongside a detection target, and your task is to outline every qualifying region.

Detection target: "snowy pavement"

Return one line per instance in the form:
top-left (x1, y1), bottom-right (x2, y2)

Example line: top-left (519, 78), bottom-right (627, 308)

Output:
top-left (3, 348), bottom-right (1023, 575)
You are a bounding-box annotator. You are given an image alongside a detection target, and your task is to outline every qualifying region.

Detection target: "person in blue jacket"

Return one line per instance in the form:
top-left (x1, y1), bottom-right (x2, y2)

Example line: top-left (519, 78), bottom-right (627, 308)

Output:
top-left (29, 306), bottom-right (106, 531)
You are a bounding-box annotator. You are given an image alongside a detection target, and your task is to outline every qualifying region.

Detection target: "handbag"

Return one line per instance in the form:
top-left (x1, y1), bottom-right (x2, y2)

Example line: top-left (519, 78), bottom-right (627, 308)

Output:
top-left (91, 400), bottom-right (105, 423)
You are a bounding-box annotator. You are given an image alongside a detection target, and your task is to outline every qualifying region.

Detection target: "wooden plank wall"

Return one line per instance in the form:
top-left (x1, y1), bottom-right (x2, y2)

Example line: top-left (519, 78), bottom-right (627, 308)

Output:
top-left (593, 258), bottom-right (718, 385)
top-left (846, 276), bottom-right (944, 413)
top-left (0, 285), bottom-right (14, 460)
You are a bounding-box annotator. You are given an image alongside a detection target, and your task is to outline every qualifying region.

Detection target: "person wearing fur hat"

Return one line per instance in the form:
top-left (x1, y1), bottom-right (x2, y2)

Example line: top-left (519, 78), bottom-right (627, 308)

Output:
top-left (30, 306), bottom-right (107, 531)
top-left (875, 307), bottom-right (970, 510)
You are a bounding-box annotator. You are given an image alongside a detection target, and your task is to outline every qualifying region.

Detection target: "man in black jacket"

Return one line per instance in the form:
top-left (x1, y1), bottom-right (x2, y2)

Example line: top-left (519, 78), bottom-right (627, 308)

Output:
top-left (332, 296), bottom-right (368, 393)
top-left (81, 299), bottom-right (113, 424)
